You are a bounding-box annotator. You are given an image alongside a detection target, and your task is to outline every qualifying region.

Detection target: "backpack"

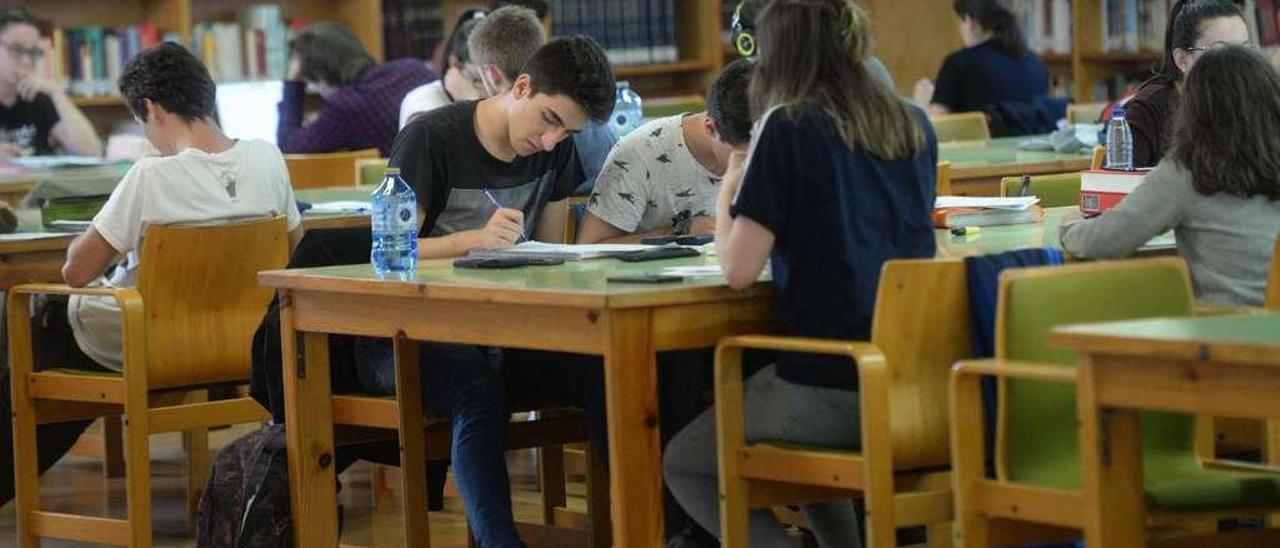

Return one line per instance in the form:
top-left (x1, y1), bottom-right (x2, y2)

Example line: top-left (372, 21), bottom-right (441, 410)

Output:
top-left (195, 424), bottom-right (293, 547)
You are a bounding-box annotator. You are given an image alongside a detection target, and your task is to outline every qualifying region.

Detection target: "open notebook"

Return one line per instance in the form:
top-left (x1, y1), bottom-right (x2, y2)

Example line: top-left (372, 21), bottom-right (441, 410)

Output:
top-left (467, 241), bottom-right (655, 261)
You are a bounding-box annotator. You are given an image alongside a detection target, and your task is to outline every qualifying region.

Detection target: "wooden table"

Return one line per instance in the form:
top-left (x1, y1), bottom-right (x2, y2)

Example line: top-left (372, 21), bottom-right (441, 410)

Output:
top-left (0, 187), bottom-right (371, 289)
top-left (935, 206), bottom-right (1174, 259)
top-left (258, 257), bottom-right (776, 548)
top-left (1051, 313), bottom-right (1280, 546)
top-left (941, 137), bottom-right (1093, 196)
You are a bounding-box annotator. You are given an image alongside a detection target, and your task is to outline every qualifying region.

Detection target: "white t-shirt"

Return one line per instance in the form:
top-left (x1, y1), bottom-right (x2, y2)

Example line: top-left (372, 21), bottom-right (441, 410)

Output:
top-left (587, 114), bottom-right (720, 234)
top-left (398, 81), bottom-right (452, 129)
top-left (68, 139), bottom-right (302, 371)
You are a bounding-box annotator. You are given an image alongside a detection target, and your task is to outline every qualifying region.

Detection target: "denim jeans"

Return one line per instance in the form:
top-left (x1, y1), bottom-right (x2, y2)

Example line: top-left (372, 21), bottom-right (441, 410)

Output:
top-left (663, 364), bottom-right (864, 547)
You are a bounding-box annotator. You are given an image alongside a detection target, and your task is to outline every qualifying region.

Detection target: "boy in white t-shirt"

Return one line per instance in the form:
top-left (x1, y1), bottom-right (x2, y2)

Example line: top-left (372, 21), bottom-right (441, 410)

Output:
top-left (0, 42), bottom-right (301, 506)
top-left (576, 59), bottom-right (755, 244)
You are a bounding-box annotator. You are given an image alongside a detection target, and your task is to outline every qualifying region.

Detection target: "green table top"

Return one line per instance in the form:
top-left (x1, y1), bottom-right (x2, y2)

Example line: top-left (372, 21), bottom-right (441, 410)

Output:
top-left (1052, 312), bottom-right (1280, 366)
top-left (259, 254), bottom-right (769, 310)
top-left (938, 136), bottom-right (1092, 168)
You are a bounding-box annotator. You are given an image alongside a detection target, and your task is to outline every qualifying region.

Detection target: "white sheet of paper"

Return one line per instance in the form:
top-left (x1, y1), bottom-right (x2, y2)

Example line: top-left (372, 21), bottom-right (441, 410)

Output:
top-left (0, 232), bottom-right (71, 241)
top-left (935, 196), bottom-right (1040, 211)
top-left (308, 201), bottom-right (371, 214)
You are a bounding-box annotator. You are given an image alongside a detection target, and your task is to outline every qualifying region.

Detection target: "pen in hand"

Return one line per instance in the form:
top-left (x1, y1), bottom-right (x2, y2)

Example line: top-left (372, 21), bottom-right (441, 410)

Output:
top-left (481, 188), bottom-right (527, 242)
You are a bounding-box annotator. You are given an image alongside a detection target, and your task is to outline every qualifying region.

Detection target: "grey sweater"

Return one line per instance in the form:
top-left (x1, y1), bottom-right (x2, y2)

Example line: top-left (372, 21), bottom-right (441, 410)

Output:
top-left (1060, 160), bottom-right (1280, 306)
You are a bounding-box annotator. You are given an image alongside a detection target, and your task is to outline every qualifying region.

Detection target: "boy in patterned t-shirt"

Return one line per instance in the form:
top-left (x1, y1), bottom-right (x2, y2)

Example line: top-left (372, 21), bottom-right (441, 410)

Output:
top-left (576, 59), bottom-right (754, 244)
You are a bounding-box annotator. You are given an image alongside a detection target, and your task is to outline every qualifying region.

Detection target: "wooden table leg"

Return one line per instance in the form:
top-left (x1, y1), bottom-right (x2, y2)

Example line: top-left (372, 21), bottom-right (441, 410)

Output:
top-left (602, 308), bottom-right (663, 547)
top-left (1078, 354), bottom-right (1145, 548)
top-left (281, 292), bottom-right (340, 547)
top-left (394, 334), bottom-right (431, 546)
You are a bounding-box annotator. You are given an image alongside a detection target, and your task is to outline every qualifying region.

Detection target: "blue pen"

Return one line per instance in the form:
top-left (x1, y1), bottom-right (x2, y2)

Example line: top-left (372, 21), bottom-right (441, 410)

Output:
top-left (482, 188), bottom-right (527, 242)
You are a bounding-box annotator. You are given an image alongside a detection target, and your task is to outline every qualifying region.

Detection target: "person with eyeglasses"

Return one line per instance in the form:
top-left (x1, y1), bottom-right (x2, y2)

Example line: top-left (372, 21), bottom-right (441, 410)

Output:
top-left (1114, 0), bottom-right (1250, 168)
top-left (0, 8), bottom-right (100, 158)
top-left (398, 9), bottom-right (487, 130)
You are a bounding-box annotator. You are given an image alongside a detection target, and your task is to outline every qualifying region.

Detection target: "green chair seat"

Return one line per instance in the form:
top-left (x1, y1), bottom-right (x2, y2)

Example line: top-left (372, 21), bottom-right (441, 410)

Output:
top-left (1144, 453), bottom-right (1280, 512)
top-left (999, 173), bottom-right (1082, 208)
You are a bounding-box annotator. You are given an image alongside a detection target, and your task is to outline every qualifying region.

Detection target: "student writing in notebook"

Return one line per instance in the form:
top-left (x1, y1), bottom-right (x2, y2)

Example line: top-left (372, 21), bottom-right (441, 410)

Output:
top-left (663, 0), bottom-right (937, 545)
top-left (252, 36), bottom-right (614, 547)
top-left (1060, 46), bottom-right (1280, 307)
top-left (0, 7), bottom-right (100, 158)
top-left (576, 59), bottom-right (754, 244)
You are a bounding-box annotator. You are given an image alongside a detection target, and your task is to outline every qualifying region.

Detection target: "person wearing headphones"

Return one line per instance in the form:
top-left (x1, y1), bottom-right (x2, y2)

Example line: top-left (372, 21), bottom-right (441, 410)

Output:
top-left (733, 0), bottom-right (894, 88)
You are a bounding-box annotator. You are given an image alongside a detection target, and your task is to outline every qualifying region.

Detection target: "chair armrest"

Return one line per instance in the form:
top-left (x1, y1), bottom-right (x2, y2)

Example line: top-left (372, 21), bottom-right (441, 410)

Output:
top-left (7, 283), bottom-right (146, 380)
top-left (951, 359), bottom-right (1077, 384)
top-left (717, 334), bottom-right (881, 362)
top-left (8, 283), bottom-right (143, 309)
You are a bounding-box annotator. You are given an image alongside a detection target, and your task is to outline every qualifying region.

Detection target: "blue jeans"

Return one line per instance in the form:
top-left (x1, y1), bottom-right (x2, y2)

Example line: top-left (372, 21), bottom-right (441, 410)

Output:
top-left (354, 339), bottom-right (523, 548)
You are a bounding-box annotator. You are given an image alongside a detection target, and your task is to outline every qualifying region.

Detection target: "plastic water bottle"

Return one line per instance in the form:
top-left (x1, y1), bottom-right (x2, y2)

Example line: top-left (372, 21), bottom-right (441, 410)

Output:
top-left (1105, 107), bottom-right (1133, 171)
top-left (370, 167), bottom-right (419, 276)
top-left (611, 81), bottom-right (643, 137)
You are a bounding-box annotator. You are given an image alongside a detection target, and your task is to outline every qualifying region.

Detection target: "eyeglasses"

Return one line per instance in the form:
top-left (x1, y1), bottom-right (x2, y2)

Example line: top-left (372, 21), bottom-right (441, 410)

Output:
top-left (1184, 41), bottom-right (1260, 53)
top-left (1, 42), bottom-right (42, 61)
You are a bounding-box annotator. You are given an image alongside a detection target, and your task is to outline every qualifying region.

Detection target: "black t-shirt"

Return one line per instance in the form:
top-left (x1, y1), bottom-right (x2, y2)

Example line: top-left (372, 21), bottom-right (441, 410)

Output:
top-left (388, 100), bottom-right (583, 238)
top-left (932, 41), bottom-right (1049, 114)
top-left (732, 102), bottom-right (938, 390)
top-left (0, 93), bottom-right (60, 156)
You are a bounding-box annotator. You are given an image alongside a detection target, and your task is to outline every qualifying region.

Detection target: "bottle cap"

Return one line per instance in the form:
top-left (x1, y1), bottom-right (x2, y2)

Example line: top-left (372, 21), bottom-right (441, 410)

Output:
top-left (1112, 107), bottom-right (1126, 117)
top-left (384, 167), bottom-right (401, 175)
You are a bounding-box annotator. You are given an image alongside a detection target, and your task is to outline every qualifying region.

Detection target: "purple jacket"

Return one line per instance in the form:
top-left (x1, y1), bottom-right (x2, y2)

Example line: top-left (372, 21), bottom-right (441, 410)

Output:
top-left (277, 58), bottom-right (435, 156)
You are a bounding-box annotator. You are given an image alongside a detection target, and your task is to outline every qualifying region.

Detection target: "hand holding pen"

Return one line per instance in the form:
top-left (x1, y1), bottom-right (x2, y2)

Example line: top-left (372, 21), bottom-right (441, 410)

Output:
top-left (480, 188), bottom-right (527, 245)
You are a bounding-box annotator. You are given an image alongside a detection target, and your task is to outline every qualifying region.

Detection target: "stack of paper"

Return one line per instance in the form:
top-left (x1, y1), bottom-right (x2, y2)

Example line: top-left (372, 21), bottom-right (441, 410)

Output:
top-left (469, 241), bottom-right (655, 261)
top-left (308, 201), bottom-right (370, 214)
top-left (660, 265), bottom-right (723, 278)
top-left (934, 196), bottom-right (1040, 210)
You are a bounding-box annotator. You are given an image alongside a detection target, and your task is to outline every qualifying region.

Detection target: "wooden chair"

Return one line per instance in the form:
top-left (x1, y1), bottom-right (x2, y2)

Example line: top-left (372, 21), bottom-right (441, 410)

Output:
top-left (936, 161), bottom-right (952, 196)
top-left (564, 195), bottom-right (589, 244)
top-left (356, 157), bottom-right (390, 188)
top-left (7, 217), bottom-right (287, 546)
top-left (717, 259), bottom-right (972, 547)
top-left (284, 148), bottom-right (381, 189)
top-left (998, 173), bottom-right (1080, 208)
top-left (951, 257), bottom-right (1280, 547)
top-left (1066, 102), bottom-right (1108, 124)
top-left (930, 112), bottom-right (991, 142)
top-left (1090, 145), bottom-right (1105, 170)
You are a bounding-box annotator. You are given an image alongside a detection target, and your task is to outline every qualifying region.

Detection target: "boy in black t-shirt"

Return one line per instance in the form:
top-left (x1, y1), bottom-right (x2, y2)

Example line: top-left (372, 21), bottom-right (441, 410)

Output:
top-left (0, 8), bottom-right (100, 158)
top-left (251, 36), bottom-right (614, 548)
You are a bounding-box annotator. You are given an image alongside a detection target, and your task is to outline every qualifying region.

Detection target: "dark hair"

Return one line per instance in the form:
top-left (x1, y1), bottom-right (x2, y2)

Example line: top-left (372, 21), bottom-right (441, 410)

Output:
top-left (490, 0), bottom-right (548, 19)
top-left (443, 14), bottom-right (484, 68)
top-left (952, 0), bottom-right (1027, 58)
top-left (288, 22), bottom-right (375, 86)
top-left (707, 59), bottom-right (755, 146)
top-left (0, 6), bottom-right (37, 34)
top-left (468, 5), bottom-right (546, 82)
top-left (1155, 0), bottom-right (1244, 83)
top-left (737, 0), bottom-right (770, 33)
top-left (1170, 46), bottom-right (1280, 200)
top-left (752, 0), bottom-right (923, 159)
top-left (523, 36), bottom-right (615, 123)
top-left (118, 42), bottom-right (217, 123)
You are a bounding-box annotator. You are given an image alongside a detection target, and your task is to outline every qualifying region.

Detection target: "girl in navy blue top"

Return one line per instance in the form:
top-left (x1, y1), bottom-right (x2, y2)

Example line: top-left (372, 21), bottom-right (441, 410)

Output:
top-left (913, 0), bottom-right (1049, 118)
top-left (663, 0), bottom-right (937, 545)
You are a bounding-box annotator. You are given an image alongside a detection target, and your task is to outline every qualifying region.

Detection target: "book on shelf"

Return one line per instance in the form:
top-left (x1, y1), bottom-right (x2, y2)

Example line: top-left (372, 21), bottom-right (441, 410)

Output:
top-left (553, 0), bottom-right (678, 66)
top-left (1009, 0), bottom-right (1073, 55)
top-left (35, 22), bottom-right (168, 99)
top-left (382, 0), bottom-right (444, 64)
top-left (191, 5), bottom-right (290, 83)
top-left (1101, 0), bottom-right (1171, 53)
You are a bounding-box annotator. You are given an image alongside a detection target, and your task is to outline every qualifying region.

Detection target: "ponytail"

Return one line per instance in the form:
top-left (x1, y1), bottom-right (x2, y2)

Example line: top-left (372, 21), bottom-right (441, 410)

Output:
top-left (1156, 0), bottom-right (1244, 83)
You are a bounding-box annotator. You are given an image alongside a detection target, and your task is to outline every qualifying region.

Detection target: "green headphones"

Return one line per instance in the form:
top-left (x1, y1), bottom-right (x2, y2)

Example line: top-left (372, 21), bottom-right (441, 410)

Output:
top-left (731, 2), bottom-right (756, 58)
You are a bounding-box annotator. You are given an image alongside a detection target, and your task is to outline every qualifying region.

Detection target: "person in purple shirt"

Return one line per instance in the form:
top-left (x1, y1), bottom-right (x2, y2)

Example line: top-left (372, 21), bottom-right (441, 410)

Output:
top-left (277, 22), bottom-right (435, 156)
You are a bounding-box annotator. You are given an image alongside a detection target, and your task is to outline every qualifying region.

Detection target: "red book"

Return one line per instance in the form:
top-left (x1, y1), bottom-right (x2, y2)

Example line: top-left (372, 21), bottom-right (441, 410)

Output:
top-left (1079, 169), bottom-right (1148, 215)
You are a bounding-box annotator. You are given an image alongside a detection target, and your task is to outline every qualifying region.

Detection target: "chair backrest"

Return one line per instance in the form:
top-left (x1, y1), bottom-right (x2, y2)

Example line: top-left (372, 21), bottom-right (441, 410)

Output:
top-left (1067, 102), bottom-right (1108, 124)
top-left (870, 259), bottom-right (973, 470)
top-left (930, 112), bottom-right (992, 142)
top-left (996, 258), bottom-right (1194, 488)
top-left (1090, 145), bottom-right (1106, 170)
top-left (1267, 233), bottom-right (1280, 309)
top-left (284, 148), bottom-right (381, 189)
top-left (998, 173), bottom-right (1081, 208)
top-left (935, 161), bottom-right (952, 197)
top-left (356, 158), bottom-right (390, 188)
top-left (136, 217), bottom-right (290, 389)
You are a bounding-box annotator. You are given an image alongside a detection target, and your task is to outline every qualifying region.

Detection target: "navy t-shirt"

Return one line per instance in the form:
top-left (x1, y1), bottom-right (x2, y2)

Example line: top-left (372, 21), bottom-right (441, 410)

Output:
top-left (931, 41), bottom-right (1049, 114)
top-left (731, 102), bottom-right (937, 390)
